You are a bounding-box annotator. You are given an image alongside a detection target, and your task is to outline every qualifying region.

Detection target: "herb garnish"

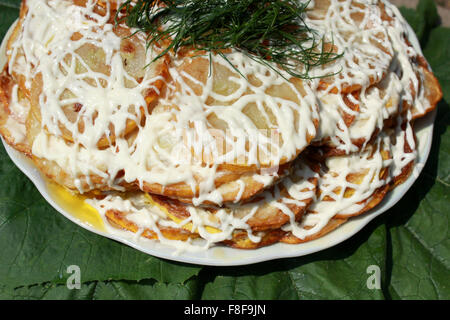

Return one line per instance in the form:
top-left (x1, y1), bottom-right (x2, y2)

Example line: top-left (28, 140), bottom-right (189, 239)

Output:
top-left (116, 0), bottom-right (341, 79)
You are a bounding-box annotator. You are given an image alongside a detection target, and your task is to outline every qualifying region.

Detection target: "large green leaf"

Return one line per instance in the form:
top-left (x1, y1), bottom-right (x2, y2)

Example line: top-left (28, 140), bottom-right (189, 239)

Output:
top-left (0, 146), bottom-right (201, 288)
top-left (399, 0), bottom-right (440, 46)
top-left (0, 278), bottom-right (201, 300)
top-left (424, 27), bottom-right (450, 103)
top-left (0, 0), bottom-right (448, 300)
top-left (0, 1), bottom-right (20, 42)
top-left (201, 224), bottom-right (388, 300)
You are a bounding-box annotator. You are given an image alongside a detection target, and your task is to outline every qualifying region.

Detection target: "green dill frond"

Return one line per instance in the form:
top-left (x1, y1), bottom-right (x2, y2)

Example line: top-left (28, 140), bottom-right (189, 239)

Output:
top-left (115, 0), bottom-right (342, 80)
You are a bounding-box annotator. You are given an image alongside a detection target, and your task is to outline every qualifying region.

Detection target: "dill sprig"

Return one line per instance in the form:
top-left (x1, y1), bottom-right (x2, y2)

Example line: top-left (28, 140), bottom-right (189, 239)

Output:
top-left (116, 0), bottom-right (341, 79)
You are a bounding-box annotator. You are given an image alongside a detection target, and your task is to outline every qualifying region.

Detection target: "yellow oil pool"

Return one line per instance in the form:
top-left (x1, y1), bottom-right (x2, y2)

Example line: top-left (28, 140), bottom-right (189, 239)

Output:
top-left (46, 181), bottom-right (105, 231)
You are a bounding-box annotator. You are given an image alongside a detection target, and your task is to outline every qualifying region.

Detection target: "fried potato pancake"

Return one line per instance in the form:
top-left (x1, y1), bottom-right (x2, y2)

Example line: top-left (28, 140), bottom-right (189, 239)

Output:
top-left (105, 209), bottom-right (199, 242)
top-left (222, 229), bottom-right (286, 249)
top-left (20, 2), bottom-right (168, 150)
top-left (156, 49), bottom-right (319, 169)
top-left (280, 217), bottom-right (347, 244)
top-left (149, 159), bottom-right (318, 232)
top-left (141, 162), bottom-right (292, 205)
top-left (0, 69), bottom-right (31, 155)
top-left (307, 0), bottom-right (395, 94)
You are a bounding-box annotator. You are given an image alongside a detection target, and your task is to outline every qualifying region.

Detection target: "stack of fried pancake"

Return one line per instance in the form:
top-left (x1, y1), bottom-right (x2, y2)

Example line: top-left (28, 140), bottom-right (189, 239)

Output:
top-left (0, 0), bottom-right (442, 251)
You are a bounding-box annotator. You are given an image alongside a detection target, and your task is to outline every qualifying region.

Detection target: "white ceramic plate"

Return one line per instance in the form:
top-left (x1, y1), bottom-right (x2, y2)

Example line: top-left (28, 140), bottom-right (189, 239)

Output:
top-left (0, 19), bottom-right (436, 266)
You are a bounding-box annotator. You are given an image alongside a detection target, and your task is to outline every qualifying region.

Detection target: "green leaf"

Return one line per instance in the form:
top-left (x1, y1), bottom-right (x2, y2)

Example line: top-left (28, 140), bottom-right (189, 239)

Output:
top-left (0, 0), bottom-right (201, 292)
top-left (200, 223), bottom-right (388, 300)
top-left (399, 0), bottom-right (439, 47)
top-left (0, 0), bottom-right (201, 291)
top-left (0, 165), bottom-right (201, 288)
top-left (0, 2), bottom-right (19, 42)
top-left (0, 278), bottom-right (200, 300)
top-left (0, 0), bottom-right (21, 7)
top-left (91, 279), bottom-right (200, 300)
top-left (0, 282), bottom-right (97, 300)
top-left (0, 0), bottom-right (448, 300)
top-left (424, 27), bottom-right (450, 103)
top-left (0, 145), bottom-right (200, 289)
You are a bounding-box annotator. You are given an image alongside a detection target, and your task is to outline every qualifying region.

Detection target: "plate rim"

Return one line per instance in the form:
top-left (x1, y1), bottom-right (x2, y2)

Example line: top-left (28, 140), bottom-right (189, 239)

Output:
top-left (0, 15), bottom-right (437, 266)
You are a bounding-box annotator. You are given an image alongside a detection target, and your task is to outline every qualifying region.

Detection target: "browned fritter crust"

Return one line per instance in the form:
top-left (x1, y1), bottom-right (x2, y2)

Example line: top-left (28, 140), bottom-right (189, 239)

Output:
top-left (0, 68), bottom-right (31, 155)
top-left (105, 209), bottom-right (199, 241)
top-left (411, 57), bottom-right (443, 120)
top-left (149, 174), bottom-right (317, 233)
top-left (389, 123), bottom-right (417, 189)
top-left (334, 157), bottom-right (391, 219)
top-left (280, 217), bottom-right (348, 244)
top-left (312, 0), bottom-right (394, 94)
top-left (221, 229), bottom-right (287, 249)
top-left (142, 162), bottom-right (292, 205)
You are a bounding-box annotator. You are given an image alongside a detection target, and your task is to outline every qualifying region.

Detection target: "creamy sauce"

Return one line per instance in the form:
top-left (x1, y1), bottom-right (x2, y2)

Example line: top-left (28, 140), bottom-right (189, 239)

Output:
top-left (87, 158), bottom-right (317, 250)
top-left (306, 0), bottom-right (430, 154)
